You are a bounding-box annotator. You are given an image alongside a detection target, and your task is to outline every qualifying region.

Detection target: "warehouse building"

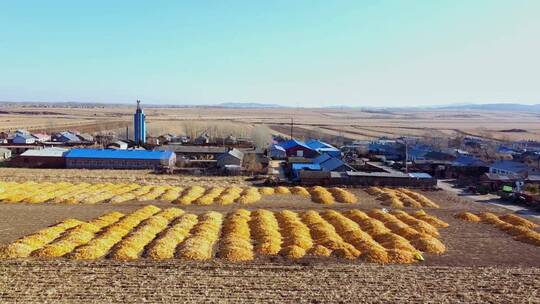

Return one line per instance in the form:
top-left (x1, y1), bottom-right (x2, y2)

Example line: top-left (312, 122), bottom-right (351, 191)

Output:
top-left (65, 149), bottom-right (175, 169)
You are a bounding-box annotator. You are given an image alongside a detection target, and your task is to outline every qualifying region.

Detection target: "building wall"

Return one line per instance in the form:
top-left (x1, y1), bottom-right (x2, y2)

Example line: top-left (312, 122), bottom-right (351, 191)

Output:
top-left (269, 147), bottom-right (286, 159)
top-left (66, 156), bottom-right (174, 169)
top-left (217, 155), bottom-right (242, 168)
top-left (285, 146), bottom-right (318, 158)
top-left (12, 136), bottom-right (35, 145)
top-left (11, 156), bottom-right (66, 168)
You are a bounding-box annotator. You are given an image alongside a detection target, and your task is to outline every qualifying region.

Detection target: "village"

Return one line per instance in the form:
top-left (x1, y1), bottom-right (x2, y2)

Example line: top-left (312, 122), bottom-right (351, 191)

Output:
top-left (0, 101), bottom-right (539, 210)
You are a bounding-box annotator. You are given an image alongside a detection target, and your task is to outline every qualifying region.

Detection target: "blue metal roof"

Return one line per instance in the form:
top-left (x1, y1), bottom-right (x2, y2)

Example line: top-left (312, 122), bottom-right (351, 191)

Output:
top-left (408, 173), bottom-right (432, 179)
top-left (65, 148), bottom-right (174, 160)
top-left (58, 132), bottom-right (80, 142)
top-left (497, 146), bottom-right (517, 154)
top-left (453, 155), bottom-right (486, 167)
top-left (312, 153), bottom-right (332, 164)
top-left (489, 160), bottom-right (529, 173)
top-left (305, 139), bottom-right (339, 150)
top-left (320, 157), bottom-right (347, 171)
top-left (270, 144), bottom-right (286, 151)
top-left (279, 139), bottom-right (312, 150)
top-left (291, 163), bottom-right (321, 171)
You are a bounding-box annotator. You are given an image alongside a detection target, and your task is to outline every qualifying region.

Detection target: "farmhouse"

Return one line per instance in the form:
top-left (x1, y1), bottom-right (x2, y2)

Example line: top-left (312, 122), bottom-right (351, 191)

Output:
top-left (12, 147), bottom-right (68, 168)
top-left (10, 132), bottom-right (36, 145)
top-left (53, 131), bottom-right (81, 144)
top-left (65, 149), bottom-right (176, 169)
top-left (279, 139), bottom-right (319, 158)
top-left (32, 133), bottom-right (51, 143)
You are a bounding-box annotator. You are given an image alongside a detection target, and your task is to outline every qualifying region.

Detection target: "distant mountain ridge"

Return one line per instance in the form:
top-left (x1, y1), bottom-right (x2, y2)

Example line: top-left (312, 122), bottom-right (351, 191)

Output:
top-left (434, 103), bottom-right (540, 112)
top-left (215, 102), bottom-right (287, 108)
top-left (1, 100), bottom-right (538, 111)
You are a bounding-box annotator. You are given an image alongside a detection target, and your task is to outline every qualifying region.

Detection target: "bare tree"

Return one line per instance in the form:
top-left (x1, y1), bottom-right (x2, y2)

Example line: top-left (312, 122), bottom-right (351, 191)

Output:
top-left (244, 153), bottom-right (263, 174)
top-left (251, 125), bottom-right (272, 149)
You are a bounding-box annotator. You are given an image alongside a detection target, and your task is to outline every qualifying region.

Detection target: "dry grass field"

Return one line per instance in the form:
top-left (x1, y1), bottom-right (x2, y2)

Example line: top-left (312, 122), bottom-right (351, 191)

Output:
top-left (1, 105), bottom-right (539, 141)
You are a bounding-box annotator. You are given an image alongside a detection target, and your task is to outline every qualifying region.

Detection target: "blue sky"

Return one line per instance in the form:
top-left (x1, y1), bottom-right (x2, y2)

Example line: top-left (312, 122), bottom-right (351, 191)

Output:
top-left (0, 0), bottom-right (539, 107)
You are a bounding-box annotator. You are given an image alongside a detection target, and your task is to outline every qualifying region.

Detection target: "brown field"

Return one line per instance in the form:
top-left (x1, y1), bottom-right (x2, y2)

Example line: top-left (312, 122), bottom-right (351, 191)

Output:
top-left (1, 105), bottom-right (540, 141)
top-left (0, 184), bottom-right (539, 303)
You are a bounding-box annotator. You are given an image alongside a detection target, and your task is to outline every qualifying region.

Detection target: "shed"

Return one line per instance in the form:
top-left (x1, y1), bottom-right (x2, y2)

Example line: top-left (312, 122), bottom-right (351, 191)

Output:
top-left (291, 163), bottom-right (322, 179)
top-left (107, 140), bottom-right (128, 150)
top-left (193, 133), bottom-right (210, 145)
top-left (217, 148), bottom-right (244, 168)
top-left (312, 154), bottom-right (355, 172)
top-left (65, 149), bottom-right (176, 169)
top-left (268, 144), bottom-right (286, 159)
top-left (162, 145), bottom-right (228, 160)
top-left (11, 147), bottom-right (68, 168)
top-left (0, 148), bottom-right (12, 160)
top-left (77, 133), bottom-right (94, 142)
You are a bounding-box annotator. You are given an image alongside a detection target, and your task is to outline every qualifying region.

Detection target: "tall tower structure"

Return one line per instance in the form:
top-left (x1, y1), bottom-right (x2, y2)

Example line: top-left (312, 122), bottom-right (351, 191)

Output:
top-left (134, 100), bottom-right (146, 145)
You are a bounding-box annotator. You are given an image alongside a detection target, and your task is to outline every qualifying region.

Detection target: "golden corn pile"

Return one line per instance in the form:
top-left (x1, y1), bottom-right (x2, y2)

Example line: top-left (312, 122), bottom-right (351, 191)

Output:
top-left (0, 206), bottom-right (449, 263)
top-left (265, 185), bottom-right (358, 205)
top-left (0, 182), bottom-right (358, 206)
top-left (366, 187), bottom-right (439, 209)
top-left (455, 211), bottom-right (540, 246)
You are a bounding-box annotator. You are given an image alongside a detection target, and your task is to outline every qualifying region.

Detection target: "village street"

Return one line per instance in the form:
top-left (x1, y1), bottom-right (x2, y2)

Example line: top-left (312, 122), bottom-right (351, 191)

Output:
top-left (438, 179), bottom-right (540, 220)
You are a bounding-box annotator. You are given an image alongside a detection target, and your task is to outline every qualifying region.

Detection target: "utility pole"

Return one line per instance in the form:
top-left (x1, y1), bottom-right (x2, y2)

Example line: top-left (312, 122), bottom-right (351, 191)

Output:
top-left (404, 139), bottom-right (409, 173)
top-left (290, 118), bottom-right (294, 140)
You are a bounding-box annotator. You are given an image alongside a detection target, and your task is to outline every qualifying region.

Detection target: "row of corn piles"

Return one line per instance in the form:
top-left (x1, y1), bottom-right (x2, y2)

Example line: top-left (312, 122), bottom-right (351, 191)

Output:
top-left (32, 212), bottom-right (125, 257)
top-left (70, 205), bottom-right (162, 259)
top-left (110, 208), bottom-right (184, 260)
top-left (455, 211), bottom-right (540, 246)
top-left (366, 187), bottom-right (439, 209)
top-left (218, 209), bottom-right (254, 261)
top-left (176, 211), bottom-right (223, 260)
top-left (146, 213), bottom-right (199, 259)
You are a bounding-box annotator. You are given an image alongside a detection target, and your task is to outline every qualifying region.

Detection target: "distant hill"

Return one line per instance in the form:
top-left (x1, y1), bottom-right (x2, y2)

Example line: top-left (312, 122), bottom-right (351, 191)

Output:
top-left (435, 103), bottom-right (540, 112)
top-left (215, 102), bottom-right (287, 108)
